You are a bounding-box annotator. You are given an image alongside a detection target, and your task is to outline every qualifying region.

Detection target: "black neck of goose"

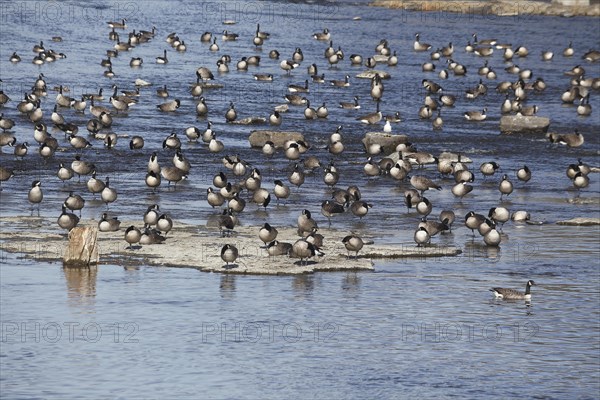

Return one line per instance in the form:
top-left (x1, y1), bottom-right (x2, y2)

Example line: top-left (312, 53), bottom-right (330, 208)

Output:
top-left (525, 284), bottom-right (531, 295)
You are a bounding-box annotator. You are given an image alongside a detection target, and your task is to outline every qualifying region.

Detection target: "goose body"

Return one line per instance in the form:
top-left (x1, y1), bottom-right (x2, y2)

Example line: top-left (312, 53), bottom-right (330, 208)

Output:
top-left (342, 235), bottom-right (364, 258)
top-left (491, 280), bottom-right (534, 300)
top-left (99, 213), bottom-right (121, 232)
top-left (221, 244), bottom-right (238, 266)
top-left (56, 163), bottom-right (73, 182)
top-left (267, 240), bottom-right (292, 257)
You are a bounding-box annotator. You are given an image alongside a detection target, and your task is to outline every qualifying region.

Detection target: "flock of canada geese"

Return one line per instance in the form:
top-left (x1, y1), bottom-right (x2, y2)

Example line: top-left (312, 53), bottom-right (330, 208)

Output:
top-left (0, 15), bottom-right (598, 300)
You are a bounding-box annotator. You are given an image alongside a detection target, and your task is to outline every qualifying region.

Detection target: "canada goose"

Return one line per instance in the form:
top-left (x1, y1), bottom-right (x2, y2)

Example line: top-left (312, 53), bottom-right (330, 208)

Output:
top-left (488, 207), bottom-right (509, 231)
top-left (13, 141), bottom-right (28, 159)
top-left (213, 172), bottom-right (227, 189)
top-left (162, 132), bottom-right (181, 150)
top-left (418, 105), bottom-right (432, 119)
top-left (269, 110), bottom-right (282, 126)
top-left (288, 80), bottom-right (309, 93)
top-left (206, 187), bottom-right (225, 208)
top-left (416, 196), bottom-right (432, 217)
top-left (103, 66), bottom-right (115, 78)
top-left (145, 170), bottom-right (161, 190)
top-left (157, 99), bottom-right (180, 112)
top-left (195, 67), bottom-right (214, 84)
top-left (328, 75), bottom-right (349, 89)
top-left (87, 171), bottom-right (105, 196)
top-left (414, 33), bottom-right (431, 51)
top-left (124, 225), bottom-right (142, 249)
top-left (280, 59), bottom-right (299, 74)
top-left (218, 244), bottom-right (239, 267)
top-left (71, 155), bottom-right (95, 180)
top-left (350, 201), bottom-right (372, 219)
top-left (236, 57), bottom-right (248, 71)
top-left (480, 162), bottom-right (500, 178)
top-left (173, 150), bottom-right (191, 173)
top-left (577, 95), bottom-right (592, 116)
top-left (499, 174), bottom-right (513, 200)
top-left (303, 100), bottom-right (317, 119)
top-left (342, 235), bottom-right (364, 259)
top-left (57, 163), bottom-right (73, 182)
top-left (288, 163), bottom-right (305, 188)
top-left (27, 180), bottom-right (43, 213)
top-left (327, 52), bottom-right (343, 67)
top-left (141, 205), bottom-right (160, 227)
top-left (267, 240), bottom-right (292, 257)
top-left (0, 166), bottom-right (14, 190)
top-left (0, 114), bottom-right (14, 132)
top-left (222, 30), bottom-right (239, 41)
top-left (196, 97), bottom-right (208, 116)
top-left (198, 31), bottom-right (212, 43)
top-left (464, 211), bottom-right (485, 236)
top-left (269, 49), bottom-right (280, 59)
top-left (156, 85), bottom-right (169, 98)
top-left (140, 226), bottom-right (166, 245)
top-left (0, 89), bottom-right (10, 107)
top-left (484, 229), bottom-right (501, 246)
top-left (559, 130), bottom-right (585, 147)
top-left (491, 280), bottom-right (534, 300)
top-left (582, 50), bottom-right (600, 62)
top-left (262, 140), bottom-right (275, 156)
top-left (291, 239), bottom-right (320, 266)
top-left (474, 46), bottom-right (494, 57)
top-left (156, 214), bottom-right (173, 236)
top-left (431, 109), bottom-right (444, 130)
top-left (323, 167), bottom-right (340, 187)
top-left (208, 132), bottom-right (225, 153)
top-left (225, 102), bottom-right (237, 122)
top-left (438, 211), bottom-right (455, 232)
top-left (69, 134), bottom-right (92, 150)
top-left (253, 33), bottom-right (264, 48)
top-left (208, 37), bottom-right (219, 51)
top-left (269, 180), bottom-right (290, 205)
top-left (541, 50), bottom-right (553, 61)
top-left (252, 189), bottom-right (271, 210)
top-left (101, 177), bottom-right (117, 208)
top-left (58, 204), bottom-right (79, 231)
top-left (129, 57), bottom-right (143, 67)
top-left (563, 42), bottom-right (574, 57)
top-left (107, 18), bottom-right (127, 29)
top-left (350, 54), bottom-right (363, 65)
top-left (356, 100), bottom-right (382, 124)
top-left (316, 103), bottom-right (328, 118)
top-left (418, 218), bottom-right (450, 237)
top-left (217, 208), bottom-right (236, 237)
top-left (388, 51), bottom-right (398, 66)
top-left (414, 227), bottom-right (430, 247)
top-left (313, 28), bottom-right (330, 41)
top-left (10, 51), bottom-right (21, 63)
top-left (573, 171), bottom-right (590, 192)
top-left (464, 107), bottom-right (487, 121)
top-left (99, 213), bottom-right (121, 232)
top-left (254, 73), bottom-right (273, 81)
top-left (567, 158), bottom-right (591, 179)
top-left (517, 165), bottom-right (531, 182)
top-left (176, 40), bottom-right (187, 52)
top-left (161, 166), bottom-right (187, 188)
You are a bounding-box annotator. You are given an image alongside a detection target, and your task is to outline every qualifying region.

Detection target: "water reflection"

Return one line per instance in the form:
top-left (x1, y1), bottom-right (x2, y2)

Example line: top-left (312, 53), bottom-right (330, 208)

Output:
top-left (342, 272), bottom-right (361, 296)
top-left (220, 274), bottom-right (236, 299)
top-left (63, 265), bottom-right (97, 311)
top-left (292, 274), bottom-right (314, 297)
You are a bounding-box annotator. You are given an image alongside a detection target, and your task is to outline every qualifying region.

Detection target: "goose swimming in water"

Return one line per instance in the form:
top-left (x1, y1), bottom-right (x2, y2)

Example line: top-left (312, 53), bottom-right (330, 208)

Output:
top-left (491, 280), bottom-right (534, 300)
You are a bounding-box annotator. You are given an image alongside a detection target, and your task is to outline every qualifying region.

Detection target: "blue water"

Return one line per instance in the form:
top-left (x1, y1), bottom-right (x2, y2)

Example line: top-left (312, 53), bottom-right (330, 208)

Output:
top-left (1, 0), bottom-right (599, 398)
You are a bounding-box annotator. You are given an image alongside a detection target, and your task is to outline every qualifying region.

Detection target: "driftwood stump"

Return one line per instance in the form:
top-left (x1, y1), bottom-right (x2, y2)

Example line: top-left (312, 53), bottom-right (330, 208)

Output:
top-left (64, 226), bottom-right (99, 267)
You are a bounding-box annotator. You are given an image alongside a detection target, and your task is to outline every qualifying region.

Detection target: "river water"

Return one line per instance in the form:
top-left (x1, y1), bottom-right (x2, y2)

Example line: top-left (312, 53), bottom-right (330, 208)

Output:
top-left (0, 0), bottom-right (599, 398)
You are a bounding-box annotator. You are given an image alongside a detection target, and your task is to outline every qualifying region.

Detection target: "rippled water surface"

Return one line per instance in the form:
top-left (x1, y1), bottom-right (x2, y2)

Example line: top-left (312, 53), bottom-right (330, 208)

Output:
top-left (1, 0), bottom-right (599, 398)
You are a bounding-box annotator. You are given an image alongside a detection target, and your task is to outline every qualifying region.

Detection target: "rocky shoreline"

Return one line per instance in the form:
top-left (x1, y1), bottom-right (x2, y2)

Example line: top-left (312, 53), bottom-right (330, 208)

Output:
top-left (370, 0), bottom-right (600, 17)
top-left (0, 216), bottom-right (462, 275)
